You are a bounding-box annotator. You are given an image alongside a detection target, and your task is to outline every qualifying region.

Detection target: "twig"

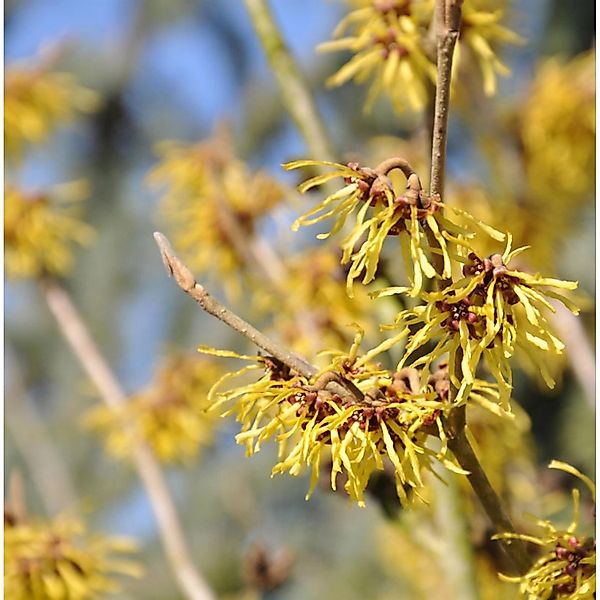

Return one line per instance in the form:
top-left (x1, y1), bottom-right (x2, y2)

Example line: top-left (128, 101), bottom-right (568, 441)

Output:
top-left (243, 0), bottom-right (335, 162)
top-left (153, 232), bottom-right (374, 404)
top-left (426, 0), bottom-right (533, 574)
top-left (154, 232), bottom-right (317, 379)
top-left (429, 0), bottom-right (462, 199)
top-left (42, 279), bottom-right (216, 600)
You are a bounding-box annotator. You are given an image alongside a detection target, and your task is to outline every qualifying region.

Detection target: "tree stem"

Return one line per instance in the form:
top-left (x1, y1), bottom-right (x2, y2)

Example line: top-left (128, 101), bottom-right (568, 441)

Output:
top-left (427, 0), bottom-right (533, 575)
top-left (43, 279), bottom-right (215, 600)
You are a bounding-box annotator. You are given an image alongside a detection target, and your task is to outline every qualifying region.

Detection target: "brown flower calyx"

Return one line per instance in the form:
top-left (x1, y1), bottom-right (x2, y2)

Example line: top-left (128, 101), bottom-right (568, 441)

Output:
top-left (553, 536), bottom-right (596, 595)
top-left (437, 295), bottom-right (481, 334)
top-left (463, 252), bottom-right (520, 305)
top-left (428, 362), bottom-right (450, 401)
top-left (262, 356), bottom-right (294, 382)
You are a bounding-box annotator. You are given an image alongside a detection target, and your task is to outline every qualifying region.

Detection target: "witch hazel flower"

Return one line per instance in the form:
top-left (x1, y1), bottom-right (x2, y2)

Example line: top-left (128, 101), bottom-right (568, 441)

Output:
top-left (284, 158), bottom-right (452, 296)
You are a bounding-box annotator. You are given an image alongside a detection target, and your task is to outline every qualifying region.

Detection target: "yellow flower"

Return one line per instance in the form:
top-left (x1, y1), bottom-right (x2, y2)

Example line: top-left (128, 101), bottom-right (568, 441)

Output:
top-left (5, 182), bottom-right (94, 279)
top-left (149, 138), bottom-right (285, 299)
top-left (460, 237), bottom-right (578, 389)
top-left (204, 338), bottom-right (466, 508)
top-left (284, 158), bottom-right (453, 296)
top-left (320, 0), bottom-right (436, 112)
top-left (364, 235), bottom-right (577, 405)
top-left (4, 513), bottom-right (141, 599)
top-left (495, 461), bottom-right (595, 599)
top-left (519, 49), bottom-right (595, 203)
top-left (459, 1), bottom-right (524, 96)
top-left (5, 60), bottom-right (99, 161)
top-left (84, 354), bottom-right (222, 463)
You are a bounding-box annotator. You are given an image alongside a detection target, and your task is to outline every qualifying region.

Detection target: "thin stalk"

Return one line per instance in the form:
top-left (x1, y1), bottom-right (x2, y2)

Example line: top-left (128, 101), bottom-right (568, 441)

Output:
top-left (153, 232), bottom-right (373, 404)
top-left (427, 0), bottom-right (533, 575)
top-left (43, 279), bottom-right (215, 600)
top-left (243, 0), bottom-right (335, 162)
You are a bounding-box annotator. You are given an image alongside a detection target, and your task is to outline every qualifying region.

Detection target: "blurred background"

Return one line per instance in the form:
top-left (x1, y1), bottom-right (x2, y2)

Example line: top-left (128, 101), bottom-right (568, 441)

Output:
top-left (5, 1), bottom-right (595, 598)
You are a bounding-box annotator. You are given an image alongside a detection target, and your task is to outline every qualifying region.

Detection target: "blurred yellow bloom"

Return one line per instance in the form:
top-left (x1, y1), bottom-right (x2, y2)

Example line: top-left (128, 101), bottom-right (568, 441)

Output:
top-left (520, 49), bottom-right (595, 203)
top-left (459, 2), bottom-right (524, 96)
top-left (204, 338), bottom-right (467, 507)
top-left (5, 60), bottom-right (99, 161)
top-left (320, 0), bottom-right (436, 112)
top-left (284, 159), bottom-right (453, 296)
top-left (256, 246), bottom-right (388, 357)
top-left (149, 139), bottom-right (285, 299)
top-left (84, 354), bottom-right (222, 463)
top-left (495, 461), bottom-right (595, 599)
top-left (5, 183), bottom-right (95, 280)
top-left (4, 513), bottom-right (141, 599)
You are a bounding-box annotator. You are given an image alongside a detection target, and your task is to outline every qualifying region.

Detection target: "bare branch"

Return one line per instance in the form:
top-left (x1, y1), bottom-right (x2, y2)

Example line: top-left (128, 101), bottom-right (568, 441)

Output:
top-left (426, 0), bottom-right (533, 574)
top-left (153, 232), bottom-right (318, 379)
top-left (43, 279), bottom-right (216, 600)
top-left (153, 232), bottom-right (373, 403)
top-left (429, 0), bottom-right (463, 199)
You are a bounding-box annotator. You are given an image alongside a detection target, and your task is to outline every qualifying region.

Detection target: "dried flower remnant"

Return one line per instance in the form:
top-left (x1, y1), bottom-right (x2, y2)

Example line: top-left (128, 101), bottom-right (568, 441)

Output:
top-left (150, 139), bottom-right (285, 299)
top-left (284, 158), bottom-right (453, 296)
top-left (243, 542), bottom-right (294, 593)
top-left (4, 512), bottom-right (141, 599)
top-left (84, 354), bottom-right (222, 464)
top-left (5, 183), bottom-right (95, 279)
top-left (320, 0), bottom-right (436, 112)
top-left (5, 60), bottom-right (99, 161)
top-left (203, 338), bottom-right (467, 507)
top-left (495, 462), bottom-right (596, 599)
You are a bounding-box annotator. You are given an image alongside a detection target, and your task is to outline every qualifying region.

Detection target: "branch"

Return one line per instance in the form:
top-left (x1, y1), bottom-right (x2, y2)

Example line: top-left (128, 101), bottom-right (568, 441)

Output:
top-left (42, 279), bottom-right (216, 600)
top-left (243, 0), bottom-right (335, 162)
top-left (429, 0), bottom-right (463, 199)
top-left (154, 232), bottom-right (317, 379)
top-left (425, 0), bottom-right (533, 574)
top-left (446, 429), bottom-right (533, 574)
top-left (153, 232), bottom-right (374, 404)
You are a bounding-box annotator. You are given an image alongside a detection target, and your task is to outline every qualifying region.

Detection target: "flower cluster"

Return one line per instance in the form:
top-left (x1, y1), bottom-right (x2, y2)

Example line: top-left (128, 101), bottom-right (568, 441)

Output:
top-left (320, 0), bottom-right (521, 112)
top-left (364, 237), bottom-right (577, 404)
top-left (458, 1), bottom-right (523, 96)
top-left (84, 354), bottom-right (222, 463)
top-left (519, 49), bottom-right (595, 204)
top-left (204, 337), bottom-right (486, 507)
top-left (4, 512), bottom-right (141, 599)
top-left (5, 58), bottom-right (99, 162)
top-left (150, 137), bottom-right (285, 299)
top-left (284, 159), bottom-right (454, 296)
top-left (495, 461), bottom-right (595, 599)
top-left (320, 0), bottom-right (435, 112)
top-left (255, 246), bottom-right (389, 357)
top-left (5, 183), bottom-right (95, 279)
